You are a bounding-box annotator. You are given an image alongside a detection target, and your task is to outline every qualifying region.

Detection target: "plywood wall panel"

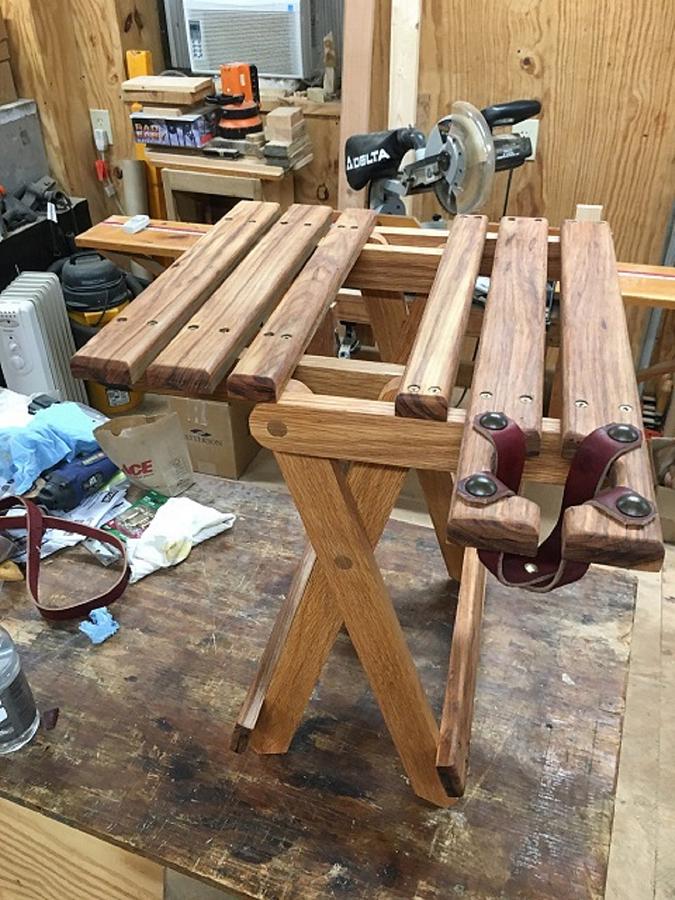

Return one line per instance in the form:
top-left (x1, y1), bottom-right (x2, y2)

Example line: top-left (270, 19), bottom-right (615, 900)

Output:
top-left (0, 0), bottom-right (164, 222)
top-left (416, 0), bottom-right (674, 263)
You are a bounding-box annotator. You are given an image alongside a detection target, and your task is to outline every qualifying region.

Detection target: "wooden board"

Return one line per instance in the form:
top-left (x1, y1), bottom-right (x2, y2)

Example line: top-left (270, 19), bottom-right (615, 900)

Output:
top-left (146, 149), bottom-right (286, 182)
top-left (76, 216), bottom-right (211, 258)
top-left (121, 74), bottom-right (213, 104)
top-left (228, 209), bottom-right (377, 402)
top-left (0, 476), bottom-right (636, 899)
top-left (396, 214), bottom-right (488, 418)
top-left (560, 219), bottom-right (663, 569)
top-left (448, 217), bottom-right (548, 556)
top-left (0, 797), bottom-right (163, 900)
top-left (250, 394), bottom-right (570, 484)
top-left (144, 204), bottom-right (333, 393)
top-left (337, 0), bottom-right (377, 209)
top-left (70, 201), bottom-right (280, 386)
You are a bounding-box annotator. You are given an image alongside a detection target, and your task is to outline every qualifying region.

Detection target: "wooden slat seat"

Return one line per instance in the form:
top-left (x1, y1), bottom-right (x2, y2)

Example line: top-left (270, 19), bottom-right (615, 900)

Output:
top-left (227, 209), bottom-right (376, 403)
top-left (447, 216), bottom-right (549, 556)
top-left (559, 220), bottom-right (663, 569)
top-left (144, 205), bottom-right (332, 394)
top-left (70, 200), bottom-right (280, 387)
top-left (395, 214), bottom-right (488, 420)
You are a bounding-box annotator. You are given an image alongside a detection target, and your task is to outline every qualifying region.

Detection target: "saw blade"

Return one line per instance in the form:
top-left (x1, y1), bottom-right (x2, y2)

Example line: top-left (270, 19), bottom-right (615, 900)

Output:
top-left (431, 101), bottom-right (495, 214)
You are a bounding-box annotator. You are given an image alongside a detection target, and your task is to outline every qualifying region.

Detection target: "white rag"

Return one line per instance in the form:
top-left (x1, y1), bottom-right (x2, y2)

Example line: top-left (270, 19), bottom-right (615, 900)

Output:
top-left (126, 497), bottom-right (235, 583)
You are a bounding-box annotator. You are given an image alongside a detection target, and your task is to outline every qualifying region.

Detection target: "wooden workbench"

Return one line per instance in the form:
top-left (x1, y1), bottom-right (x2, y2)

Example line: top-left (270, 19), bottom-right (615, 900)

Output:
top-left (0, 476), bottom-right (635, 899)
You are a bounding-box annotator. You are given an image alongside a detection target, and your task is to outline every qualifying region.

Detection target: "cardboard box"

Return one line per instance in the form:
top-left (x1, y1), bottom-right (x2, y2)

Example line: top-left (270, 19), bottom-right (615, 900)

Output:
top-left (167, 397), bottom-right (259, 479)
top-left (0, 59), bottom-right (16, 105)
top-left (131, 107), bottom-right (218, 148)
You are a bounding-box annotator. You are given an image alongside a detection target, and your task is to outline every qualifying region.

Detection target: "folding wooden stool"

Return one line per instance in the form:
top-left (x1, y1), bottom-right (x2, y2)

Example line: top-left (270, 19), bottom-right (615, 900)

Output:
top-left (71, 202), bottom-right (664, 808)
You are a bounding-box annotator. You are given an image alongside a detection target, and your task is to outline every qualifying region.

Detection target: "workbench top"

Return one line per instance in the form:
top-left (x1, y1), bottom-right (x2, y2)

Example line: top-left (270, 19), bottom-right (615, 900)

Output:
top-left (0, 476), bottom-right (634, 898)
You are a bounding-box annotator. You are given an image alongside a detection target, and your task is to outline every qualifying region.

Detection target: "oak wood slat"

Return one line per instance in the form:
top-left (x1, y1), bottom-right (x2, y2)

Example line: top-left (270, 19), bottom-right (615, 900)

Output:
top-left (234, 460), bottom-right (407, 755)
top-left (447, 217), bottom-right (549, 556)
top-left (144, 205), bottom-right (332, 393)
top-left (250, 393), bottom-right (570, 483)
top-left (70, 201), bottom-right (280, 387)
top-left (560, 220), bottom-right (663, 570)
top-left (396, 215), bottom-right (488, 419)
top-left (436, 548), bottom-right (486, 795)
top-left (227, 209), bottom-right (377, 402)
top-left (276, 451), bottom-right (453, 807)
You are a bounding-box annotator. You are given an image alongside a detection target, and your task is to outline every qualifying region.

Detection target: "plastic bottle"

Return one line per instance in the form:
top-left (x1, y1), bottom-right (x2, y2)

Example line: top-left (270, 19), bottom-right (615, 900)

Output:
top-left (0, 626), bottom-right (40, 755)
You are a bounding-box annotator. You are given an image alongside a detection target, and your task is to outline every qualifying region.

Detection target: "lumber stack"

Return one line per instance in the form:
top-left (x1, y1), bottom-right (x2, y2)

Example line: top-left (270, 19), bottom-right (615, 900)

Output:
top-left (263, 106), bottom-right (313, 170)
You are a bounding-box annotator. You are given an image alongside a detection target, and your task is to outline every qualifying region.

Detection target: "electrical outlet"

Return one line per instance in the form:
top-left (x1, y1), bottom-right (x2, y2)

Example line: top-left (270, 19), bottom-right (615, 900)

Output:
top-left (512, 118), bottom-right (539, 161)
top-left (89, 108), bottom-right (113, 146)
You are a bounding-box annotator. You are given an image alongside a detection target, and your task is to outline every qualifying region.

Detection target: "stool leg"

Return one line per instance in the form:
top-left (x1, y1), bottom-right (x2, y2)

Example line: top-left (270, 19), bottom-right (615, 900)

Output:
top-left (417, 469), bottom-right (465, 582)
top-left (233, 460), bottom-right (407, 754)
top-left (278, 452), bottom-right (454, 808)
top-left (436, 548), bottom-right (486, 795)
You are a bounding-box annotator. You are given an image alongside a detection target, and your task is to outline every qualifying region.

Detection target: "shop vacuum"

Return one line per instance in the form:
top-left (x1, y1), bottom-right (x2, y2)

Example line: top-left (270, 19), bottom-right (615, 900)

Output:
top-left (49, 251), bottom-right (150, 414)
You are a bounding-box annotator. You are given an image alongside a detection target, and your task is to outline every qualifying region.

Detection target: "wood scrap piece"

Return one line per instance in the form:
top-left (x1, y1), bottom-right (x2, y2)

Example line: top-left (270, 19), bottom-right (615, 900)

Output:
top-left (75, 216), bottom-right (211, 259)
top-left (121, 75), bottom-right (213, 105)
top-left (144, 205), bottom-right (332, 393)
top-left (70, 201), bottom-right (280, 386)
top-left (436, 548), bottom-right (486, 795)
top-left (447, 216), bottom-right (549, 556)
top-left (395, 215), bottom-right (488, 418)
top-left (227, 209), bottom-right (377, 402)
top-left (560, 219), bottom-right (663, 569)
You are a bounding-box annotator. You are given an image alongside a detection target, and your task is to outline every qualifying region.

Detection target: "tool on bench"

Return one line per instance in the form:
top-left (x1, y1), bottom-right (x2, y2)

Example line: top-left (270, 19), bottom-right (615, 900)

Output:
top-left (204, 62), bottom-right (264, 158)
top-left (345, 99), bottom-right (540, 215)
top-left (35, 450), bottom-right (118, 512)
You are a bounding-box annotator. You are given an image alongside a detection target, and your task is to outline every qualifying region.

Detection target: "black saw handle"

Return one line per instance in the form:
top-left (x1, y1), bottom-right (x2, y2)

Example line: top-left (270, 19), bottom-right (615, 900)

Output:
top-left (481, 100), bottom-right (541, 130)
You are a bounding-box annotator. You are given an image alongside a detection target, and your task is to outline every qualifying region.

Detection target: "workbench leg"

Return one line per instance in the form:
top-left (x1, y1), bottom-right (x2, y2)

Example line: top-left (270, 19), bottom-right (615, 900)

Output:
top-left (277, 452), bottom-right (454, 807)
top-left (262, 174), bottom-right (295, 210)
top-left (436, 548), bottom-right (486, 795)
top-left (416, 469), bottom-right (465, 582)
top-left (232, 460), bottom-right (407, 755)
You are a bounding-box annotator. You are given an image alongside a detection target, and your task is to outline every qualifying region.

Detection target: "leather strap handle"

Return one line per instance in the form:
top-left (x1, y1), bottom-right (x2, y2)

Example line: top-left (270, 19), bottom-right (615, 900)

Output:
top-left (0, 496), bottom-right (130, 620)
top-left (460, 420), bottom-right (654, 592)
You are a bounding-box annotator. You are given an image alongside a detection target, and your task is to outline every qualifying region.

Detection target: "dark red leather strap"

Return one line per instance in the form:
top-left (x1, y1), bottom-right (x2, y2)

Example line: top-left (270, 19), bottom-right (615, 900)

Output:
top-left (0, 496), bottom-right (130, 620)
top-left (459, 417), bottom-right (654, 592)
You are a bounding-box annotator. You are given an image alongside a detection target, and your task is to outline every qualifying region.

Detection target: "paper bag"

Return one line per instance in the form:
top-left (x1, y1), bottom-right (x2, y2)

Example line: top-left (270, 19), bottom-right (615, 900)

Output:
top-left (95, 413), bottom-right (194, 496)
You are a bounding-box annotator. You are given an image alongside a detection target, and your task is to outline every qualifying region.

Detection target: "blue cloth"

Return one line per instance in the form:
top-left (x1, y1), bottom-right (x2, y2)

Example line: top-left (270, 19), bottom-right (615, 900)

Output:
top-left (78, 607), bottom-right (120, 645)
top-left (0, 402), bottom-right (99, 494)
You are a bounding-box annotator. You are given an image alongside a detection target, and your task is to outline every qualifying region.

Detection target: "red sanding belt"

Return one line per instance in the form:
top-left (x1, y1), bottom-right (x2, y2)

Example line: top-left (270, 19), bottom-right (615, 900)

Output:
top-left (0, 496), bottom-right (130, 620)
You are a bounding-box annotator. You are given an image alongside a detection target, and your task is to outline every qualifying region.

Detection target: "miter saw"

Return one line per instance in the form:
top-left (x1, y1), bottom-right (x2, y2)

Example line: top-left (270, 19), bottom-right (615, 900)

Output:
top-left (345, 99), bottom-right (541, 215)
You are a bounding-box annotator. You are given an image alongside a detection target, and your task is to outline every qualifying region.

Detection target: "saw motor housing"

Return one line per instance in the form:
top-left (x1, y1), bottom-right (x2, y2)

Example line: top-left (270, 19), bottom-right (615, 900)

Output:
top-left (345, 99), bottom-right (541, 215)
